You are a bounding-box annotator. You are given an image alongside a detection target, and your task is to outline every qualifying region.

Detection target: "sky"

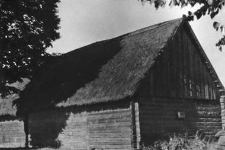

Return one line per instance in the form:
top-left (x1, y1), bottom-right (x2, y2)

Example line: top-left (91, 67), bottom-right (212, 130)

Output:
top-left (47, 0), bottom-right (225, 86)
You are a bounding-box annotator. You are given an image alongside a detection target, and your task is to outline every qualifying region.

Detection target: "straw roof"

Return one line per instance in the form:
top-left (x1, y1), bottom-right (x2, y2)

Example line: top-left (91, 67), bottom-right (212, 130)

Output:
top-left (15, 18), bottom-right (183, 111)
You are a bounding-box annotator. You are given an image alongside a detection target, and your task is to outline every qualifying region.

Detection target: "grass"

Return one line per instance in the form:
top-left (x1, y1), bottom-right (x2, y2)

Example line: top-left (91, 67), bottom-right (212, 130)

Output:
top-left (142, 131), bottom-right (221, 150)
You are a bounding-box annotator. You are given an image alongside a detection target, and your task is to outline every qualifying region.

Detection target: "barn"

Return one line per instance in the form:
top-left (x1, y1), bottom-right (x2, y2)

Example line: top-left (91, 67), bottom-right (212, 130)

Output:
top-left (0, 18), bottom-right (224, 149)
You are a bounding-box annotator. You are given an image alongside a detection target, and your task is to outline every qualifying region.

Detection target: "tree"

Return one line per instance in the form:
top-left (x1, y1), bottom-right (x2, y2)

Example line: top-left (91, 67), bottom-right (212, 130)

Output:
top-left (0, 0), bottom-right (60, 97)
top-left (140, 0), bottom-right (225, 51)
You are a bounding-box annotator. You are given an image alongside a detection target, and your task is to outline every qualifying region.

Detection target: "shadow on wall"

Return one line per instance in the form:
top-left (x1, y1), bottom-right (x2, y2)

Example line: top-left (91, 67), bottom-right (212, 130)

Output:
top-left (13, 37), bottom-right (122, 114)
top-left (20, 100), bottom-right (130, 149)
top-left (10, 38), bottom-right (123, 148)
top-left (27, 109), bottom-right (69, 148)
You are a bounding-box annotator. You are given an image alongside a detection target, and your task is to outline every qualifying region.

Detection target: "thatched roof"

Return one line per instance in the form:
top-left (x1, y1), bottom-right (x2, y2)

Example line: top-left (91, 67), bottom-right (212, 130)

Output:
top-left (16, 18), bottom-right (182, 111)
top-left (59, 18), bottom-right (183, 106)
top-left (2, 17), bottom-right (216, 115)
top-left (7, 18), bottom-right (225, 114)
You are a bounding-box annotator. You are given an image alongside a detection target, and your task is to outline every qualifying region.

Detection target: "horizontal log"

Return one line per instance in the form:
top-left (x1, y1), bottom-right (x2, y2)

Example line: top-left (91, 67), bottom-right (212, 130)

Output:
top-left (88, 117), bottom-right (132, 124)
top-left (89, 130), bottom-right (131, 135)
top-left (89, 133), bottom-right (132, 138)
top-left (89, 130), bottom-right (132, 135)
top-left (90, 144), bottom-right (131, 149)
top-left (89, 108), bottom-right (131, 115)
top-left (89, 138), bottom-right (131, 143)
top-left (89, 122), bottom-right (131, 127)
top-left (89, 141), bottom-right (131, 145)
top-left (58, 135), bottom-right (87, 139)
top-left (89, 109), bottom-right (131, 116)
top-left (88, 114), bottom-right (132, 121)
top-left (188, 118), bottom-right (221, 122)
top-left (187, 122), bottom-right (222, 125)
top-left (58, 140), bottom-right (87, 144)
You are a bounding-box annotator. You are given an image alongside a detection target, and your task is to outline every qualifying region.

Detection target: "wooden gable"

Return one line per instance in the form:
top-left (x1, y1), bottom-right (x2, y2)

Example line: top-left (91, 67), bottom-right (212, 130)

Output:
top-left (142, 23), bottom-right (220, 100)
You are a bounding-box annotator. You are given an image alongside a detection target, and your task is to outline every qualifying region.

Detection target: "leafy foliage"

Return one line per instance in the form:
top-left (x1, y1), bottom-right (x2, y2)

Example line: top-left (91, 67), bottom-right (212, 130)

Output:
top-left (140, 0), bottom-right (225, 51)
top-left (142, 131), bottom-right (218, 150)
top-left (0, 0), bottom-right (61, 97)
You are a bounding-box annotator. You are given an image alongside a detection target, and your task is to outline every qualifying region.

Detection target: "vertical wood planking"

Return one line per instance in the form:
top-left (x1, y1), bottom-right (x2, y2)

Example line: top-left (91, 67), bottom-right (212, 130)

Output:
top-left (172, 38), bottom-right (177, 97)
top-left (152, 64), bottom-right (157, 96)
top-left (198, 57), bottom-right (203, 99)
top-left (171, 36), bottom-right (176, 97)
top-left (149, 71), bottom-right (154, 96)
top-left (167, 44), bottom-right (172, 97)
top-left (202, 63), bottom-right (207, 99)
top-left (177, 30), bottom-right (183, 98)
top-left (189, 36), bottom-right (194, 98)
top-left (160, 50), bottom-right (166, 97)
top-left (181, 29), bottom-right (186, 98)
top-left (196, 53), bottom-right (201, 98)
top-left (207, 70), bottom-right (212, 99)
top-left (185, 31), bottom-right (191, 98)
top-left (193, 45), bottom-right (199, 98)
top-left (170, 40), bottom-right (176, 97)
top-left (140, 24), bottom-right (220, 100)
top-left (173, 35), bottom-right (180, 97)
top-left (164, 39), bottom-right (169, 97)
top-left (213, 80), bottom-right (219, 99)
top-left (201, 58), bottom-right (206, 99)
top-left (209, 76), bottom-right (214, 99)
top-left (157, 57), bottom-right (163, 97)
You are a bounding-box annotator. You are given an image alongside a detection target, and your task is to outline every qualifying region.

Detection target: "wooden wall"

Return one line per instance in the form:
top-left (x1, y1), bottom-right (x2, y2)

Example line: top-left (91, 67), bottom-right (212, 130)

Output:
top-left (143, 25), bottom-right (220, 100)
top-left (220, 96), bottom-right (225, 129)
top-left (0, 119), bottom-right (26, 148)
top-left (28, 106), bottom-right (133, 150)
top-left (136, 25), bottom-right (222, 145)
top-left (138, 97), bottom-right (221, 145)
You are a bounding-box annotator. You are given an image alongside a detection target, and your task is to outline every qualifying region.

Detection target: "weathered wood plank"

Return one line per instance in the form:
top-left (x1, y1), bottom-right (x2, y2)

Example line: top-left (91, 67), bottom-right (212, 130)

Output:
top-left (90, 144), bottom-right (131, 150)
top-left (90, 133), bottom-right (132, 138)
top-left (0, 120), bottom-right (26, 148)
top-left (142, 28), bottom-right (220, 100)
top-left (88, 108), bottom-right (132, 149)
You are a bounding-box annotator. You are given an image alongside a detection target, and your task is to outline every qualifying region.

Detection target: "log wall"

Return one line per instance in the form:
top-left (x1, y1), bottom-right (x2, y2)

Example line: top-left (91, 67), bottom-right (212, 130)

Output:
top-left (220, 96), bottom-right (225, 129)
top-left (0, 119), bottom-right (26, 148)
top-left (88, 109), bottom-right (132, 150)
top-left (28, 106), bottom-right (133, 150)
top-left (139, 97), bottom-right (222, 145)
top-left (136, 24), bottom-right (223, 145)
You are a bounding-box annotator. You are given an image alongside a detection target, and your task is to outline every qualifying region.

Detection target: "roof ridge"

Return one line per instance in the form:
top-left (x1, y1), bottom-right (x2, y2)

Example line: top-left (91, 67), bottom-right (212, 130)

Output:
top-left (63, 18), bottom-right (183, 57)
top-left (124, 18), bottom-right (183, 38)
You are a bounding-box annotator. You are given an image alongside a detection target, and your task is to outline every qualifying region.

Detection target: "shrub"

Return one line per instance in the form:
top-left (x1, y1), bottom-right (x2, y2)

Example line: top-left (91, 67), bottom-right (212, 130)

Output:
top-left (142, 131), bottom-right (218, 150)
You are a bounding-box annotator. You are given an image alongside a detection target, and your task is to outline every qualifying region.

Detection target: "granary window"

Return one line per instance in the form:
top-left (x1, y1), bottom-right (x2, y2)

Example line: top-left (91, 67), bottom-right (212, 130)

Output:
top-left (189, 79), bottom-right (193, 97)
top-left (209, 87), bottom-right (214, 99)
top-left (205, 85), bottom-right (209, 99)
top-left (213, 89), bottom-right (216, 99)
top-left (196, 85), bottom-right (200, 98)
top-left (183, 77), bottom-right (188, 97)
